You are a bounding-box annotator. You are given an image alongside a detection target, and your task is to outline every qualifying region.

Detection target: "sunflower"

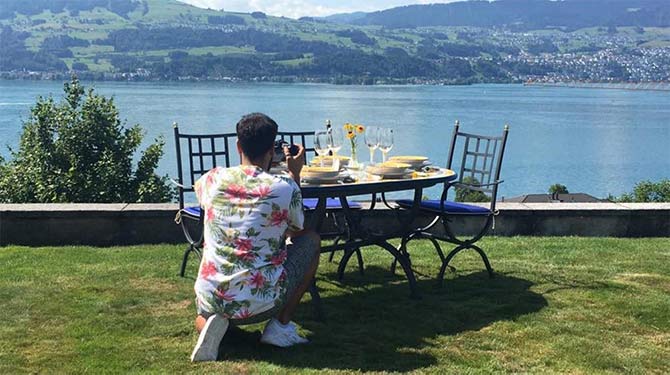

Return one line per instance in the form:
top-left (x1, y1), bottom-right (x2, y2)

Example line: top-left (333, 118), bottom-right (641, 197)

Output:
top-left (355, 124), bottom-right (365, 133)
top-left (343, 123), bottom-right (354, 132)
top-left (346, 131), bottom-right (355, 139)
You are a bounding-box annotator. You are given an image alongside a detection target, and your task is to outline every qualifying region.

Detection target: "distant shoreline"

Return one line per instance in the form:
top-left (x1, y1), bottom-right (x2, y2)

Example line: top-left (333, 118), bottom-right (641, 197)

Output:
top-left (4, 75), bottom-right (667, 91)
top-left (524, 81), bottom-right (670, 92)
top-left (0, 73), bottom-right (487, 86)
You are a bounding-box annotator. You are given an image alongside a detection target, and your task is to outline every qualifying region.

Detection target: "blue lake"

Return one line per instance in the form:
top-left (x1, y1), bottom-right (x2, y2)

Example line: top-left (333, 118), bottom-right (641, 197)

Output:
top-left (1, 80), bottom-right (668, 200)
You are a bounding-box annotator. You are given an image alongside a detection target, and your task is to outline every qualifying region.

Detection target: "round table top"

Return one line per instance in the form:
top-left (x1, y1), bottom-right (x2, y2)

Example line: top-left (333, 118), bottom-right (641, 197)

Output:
top-left (300, 168), bottom-right (457, 198)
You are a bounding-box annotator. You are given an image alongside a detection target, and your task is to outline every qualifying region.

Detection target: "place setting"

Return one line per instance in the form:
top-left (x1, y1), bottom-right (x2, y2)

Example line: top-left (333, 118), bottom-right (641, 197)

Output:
top-left (298, 123), bottom-right (445, 185)
top-left (301, 127), bottom-right (350, 185)
top-left (362, 126), bottom-right (443, 180)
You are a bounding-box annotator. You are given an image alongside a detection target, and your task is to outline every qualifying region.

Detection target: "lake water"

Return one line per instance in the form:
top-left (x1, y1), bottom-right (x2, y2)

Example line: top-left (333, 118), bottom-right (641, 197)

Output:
top-left (1, 80), bottom-right (668, 200)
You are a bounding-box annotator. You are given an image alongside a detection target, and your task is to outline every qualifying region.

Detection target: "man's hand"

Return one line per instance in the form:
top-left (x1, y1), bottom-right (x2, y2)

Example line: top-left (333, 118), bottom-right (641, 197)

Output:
top-left (285, 144), bottom-right (305, 184)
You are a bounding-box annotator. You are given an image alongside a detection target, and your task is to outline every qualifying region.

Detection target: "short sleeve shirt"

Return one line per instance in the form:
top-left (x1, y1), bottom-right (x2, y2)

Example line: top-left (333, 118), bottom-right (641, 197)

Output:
top-left (193, 165), bottom-right (304, 319)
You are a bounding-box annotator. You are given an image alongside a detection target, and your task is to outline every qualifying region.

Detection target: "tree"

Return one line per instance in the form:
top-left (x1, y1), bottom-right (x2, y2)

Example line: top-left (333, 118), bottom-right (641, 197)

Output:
top-left (0, 76), bottom-right (174, 203)
top-left (455, 176), bottom-right (491, 203)
top-left (613, 179), bottom-right (670, 203)
top-left (548, 184), bottom-right (569, 194)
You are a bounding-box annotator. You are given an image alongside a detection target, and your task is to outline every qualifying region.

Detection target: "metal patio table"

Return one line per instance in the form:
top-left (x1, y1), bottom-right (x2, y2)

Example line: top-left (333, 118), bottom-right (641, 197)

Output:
top-left (301, 169), bottom-right (457, 299)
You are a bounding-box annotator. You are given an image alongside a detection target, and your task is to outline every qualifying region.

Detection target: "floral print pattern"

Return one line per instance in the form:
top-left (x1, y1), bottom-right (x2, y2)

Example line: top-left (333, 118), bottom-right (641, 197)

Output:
top-left (193, 165), bottom-right (304, 319)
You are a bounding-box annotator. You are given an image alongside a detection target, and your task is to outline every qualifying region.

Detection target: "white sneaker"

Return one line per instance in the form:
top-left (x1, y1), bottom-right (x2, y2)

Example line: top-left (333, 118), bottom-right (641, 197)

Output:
top-left (190, 314), bottom-right (229, 362)
top-left (260, 318), bottom-right (309, 347)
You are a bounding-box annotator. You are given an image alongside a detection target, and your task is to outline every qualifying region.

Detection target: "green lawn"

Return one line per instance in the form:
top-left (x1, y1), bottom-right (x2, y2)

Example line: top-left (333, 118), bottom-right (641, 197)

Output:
top-left (1, 237), bottom-right (669, 374)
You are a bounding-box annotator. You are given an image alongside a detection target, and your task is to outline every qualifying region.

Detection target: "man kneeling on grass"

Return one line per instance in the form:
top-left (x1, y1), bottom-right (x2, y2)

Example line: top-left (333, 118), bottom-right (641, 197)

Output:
top-left (191, 113), bottom-right (320, 362)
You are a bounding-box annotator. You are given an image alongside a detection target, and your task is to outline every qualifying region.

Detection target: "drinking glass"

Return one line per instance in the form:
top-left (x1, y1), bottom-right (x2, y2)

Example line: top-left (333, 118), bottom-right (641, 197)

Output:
top-left (328, 126), bottom-right (343, 156)
top-left (379, 128), bottom-right (394, 162)
top-left (365, 126), bottom-right (380, 165)
top-left (314, 130), bottom-right (330, 167)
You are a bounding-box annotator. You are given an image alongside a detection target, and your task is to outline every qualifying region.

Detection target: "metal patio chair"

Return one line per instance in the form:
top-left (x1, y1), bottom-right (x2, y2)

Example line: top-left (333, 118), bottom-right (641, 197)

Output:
top-left (394, 121), bottom-right (510, 285)
top-left (173, 123), bottom-right (240, 277)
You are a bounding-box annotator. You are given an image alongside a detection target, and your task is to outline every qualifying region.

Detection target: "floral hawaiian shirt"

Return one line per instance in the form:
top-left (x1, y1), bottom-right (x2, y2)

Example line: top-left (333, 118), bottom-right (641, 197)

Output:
top-left (193, 165), bottom-right (304, 319)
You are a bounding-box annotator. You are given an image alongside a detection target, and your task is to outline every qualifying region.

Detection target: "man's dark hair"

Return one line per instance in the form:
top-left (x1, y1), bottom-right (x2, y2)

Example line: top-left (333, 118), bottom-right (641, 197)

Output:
top-left (236, 113), bottom-right (278, 160)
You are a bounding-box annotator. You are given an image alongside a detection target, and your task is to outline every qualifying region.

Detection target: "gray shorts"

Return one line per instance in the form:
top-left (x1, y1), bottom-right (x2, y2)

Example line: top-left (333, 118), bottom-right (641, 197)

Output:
top-left (198, 233), bottom-right (320, 326)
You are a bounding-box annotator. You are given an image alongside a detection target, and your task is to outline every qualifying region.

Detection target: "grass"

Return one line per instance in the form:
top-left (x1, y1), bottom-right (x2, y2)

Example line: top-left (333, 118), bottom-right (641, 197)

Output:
top-left (1, 237), bottom-right (669, 374)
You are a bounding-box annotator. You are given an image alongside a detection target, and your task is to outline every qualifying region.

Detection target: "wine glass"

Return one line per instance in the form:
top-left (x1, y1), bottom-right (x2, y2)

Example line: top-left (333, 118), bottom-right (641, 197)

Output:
top-left (313, 130), bottom-right (330, 167)
top-left (328, 126), bottom-right (343, 156)
top-left (365, 126), bottom-right (380, 165)
top-left (379, 128), bottom-right (394, 163)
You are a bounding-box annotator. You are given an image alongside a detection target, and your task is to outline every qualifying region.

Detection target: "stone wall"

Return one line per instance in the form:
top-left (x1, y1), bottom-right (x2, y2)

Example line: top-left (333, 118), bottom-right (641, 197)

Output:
top-left (1, 202), bottom-right (668, 246)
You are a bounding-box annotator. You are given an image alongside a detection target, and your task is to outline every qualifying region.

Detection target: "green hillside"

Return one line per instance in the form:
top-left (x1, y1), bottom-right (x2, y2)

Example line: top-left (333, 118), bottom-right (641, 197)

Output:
top-left (1, 0), bottom-right (669, 84)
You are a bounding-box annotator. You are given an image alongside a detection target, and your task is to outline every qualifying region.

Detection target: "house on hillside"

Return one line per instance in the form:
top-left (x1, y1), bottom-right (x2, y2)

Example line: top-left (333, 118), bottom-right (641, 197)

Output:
top-left (502, 192), bottom-right (605, 203)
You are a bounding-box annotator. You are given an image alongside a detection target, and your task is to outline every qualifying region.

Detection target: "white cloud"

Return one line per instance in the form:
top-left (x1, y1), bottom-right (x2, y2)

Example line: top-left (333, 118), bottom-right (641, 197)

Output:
top-left (178, 0), bottom-right (460, 18)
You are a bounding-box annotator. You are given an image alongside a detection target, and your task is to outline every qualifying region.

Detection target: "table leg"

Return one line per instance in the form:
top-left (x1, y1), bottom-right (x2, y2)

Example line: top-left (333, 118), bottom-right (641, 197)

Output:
top-left (332, 194), bottom-right (421, 299)
top-left (307, 196), bottom-right (327, 231)
top-left (376, 239), bottom-right (421, 299)
top-left (307, 197), bottom-right (327, 321)
top-left (335, 195), bottom-right (365, 279)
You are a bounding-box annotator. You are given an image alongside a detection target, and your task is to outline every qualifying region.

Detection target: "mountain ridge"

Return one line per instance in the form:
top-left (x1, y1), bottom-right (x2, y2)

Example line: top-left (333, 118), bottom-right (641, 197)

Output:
top-left (347, 0), bottom-right (670, 30)
top-left (1, 0), bottom-right (668, 84)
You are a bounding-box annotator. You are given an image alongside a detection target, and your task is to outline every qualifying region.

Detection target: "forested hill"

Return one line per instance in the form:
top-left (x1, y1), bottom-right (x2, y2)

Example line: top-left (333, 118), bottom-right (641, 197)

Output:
top-left (1, 0), bottom-right (669, 84)
top-left (351, 0), bottom-right (670, 30)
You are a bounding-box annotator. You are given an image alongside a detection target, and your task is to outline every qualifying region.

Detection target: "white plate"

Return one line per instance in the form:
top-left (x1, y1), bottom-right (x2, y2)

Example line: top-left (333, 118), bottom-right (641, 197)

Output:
top-left (369, 169), bottom-right (413, 179)
top-left (389, 156), bottom-right (428, 166)
top-left (309, 157), bottom-right (350, 167)
top-left (368, 166), bottom-right (411, 175)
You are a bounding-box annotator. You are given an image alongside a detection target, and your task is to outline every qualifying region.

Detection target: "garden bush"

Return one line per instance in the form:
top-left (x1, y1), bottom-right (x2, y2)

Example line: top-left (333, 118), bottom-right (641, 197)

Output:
top-left (0, 76), bottom-right (173, 203)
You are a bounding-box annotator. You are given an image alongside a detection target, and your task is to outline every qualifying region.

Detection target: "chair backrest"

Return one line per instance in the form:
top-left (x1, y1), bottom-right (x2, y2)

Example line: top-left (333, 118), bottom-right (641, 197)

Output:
top-left (174, 125), bottom-right (320, 207)
top-left (173, 123), bottom-right (239, 207)
top-left (445, 120), bottom-right (509, 211)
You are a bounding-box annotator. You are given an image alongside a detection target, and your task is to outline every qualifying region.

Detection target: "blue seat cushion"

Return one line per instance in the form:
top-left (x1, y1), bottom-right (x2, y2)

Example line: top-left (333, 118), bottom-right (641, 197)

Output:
top-left (183, 206), bottom-right (201, 217)
top-left (303, 198), bottom-right (362, 210)
top-left (396, 199), bottom-right (491, 215)
top-left (184, 199), bottom-right (361, 216)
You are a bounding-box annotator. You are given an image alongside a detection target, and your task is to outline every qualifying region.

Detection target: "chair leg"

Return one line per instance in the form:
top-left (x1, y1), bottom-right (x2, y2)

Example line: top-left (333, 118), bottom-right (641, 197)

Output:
top-left (470, 244), bottom-right (494, 278)
top-left (328, 236), bottom-right (341, 263)
top-left (179, 245), bottom-right (194, 277)
top-left (438, 243), bottom-right (494, 285)
top-left (392, 234), bottom-right (412, 274)
top-left (336, 247), bottom-right (357, 280)
top-left (438, 244), bottom-right (468, 286)
top-left (355, 248), bottom-right (365, 276)
top-left (429, 237), bottom-right (445, 263)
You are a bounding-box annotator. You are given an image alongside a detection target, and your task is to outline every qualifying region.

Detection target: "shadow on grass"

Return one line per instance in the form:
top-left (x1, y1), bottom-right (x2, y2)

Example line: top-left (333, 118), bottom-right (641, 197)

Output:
top-left (216, 266), bottom-right (548, 372)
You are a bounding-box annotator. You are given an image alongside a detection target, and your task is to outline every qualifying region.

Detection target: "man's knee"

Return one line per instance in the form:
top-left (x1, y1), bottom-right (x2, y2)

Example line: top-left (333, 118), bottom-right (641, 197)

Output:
top-left (298, 230), bottom-right (320, 249)
top-left (300, 230), bottom-right (321, 264)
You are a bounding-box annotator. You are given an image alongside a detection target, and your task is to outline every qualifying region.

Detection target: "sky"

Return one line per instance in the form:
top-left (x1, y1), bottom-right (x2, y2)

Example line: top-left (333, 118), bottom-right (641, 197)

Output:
top-left (178, 0), bottom-right (460, 19)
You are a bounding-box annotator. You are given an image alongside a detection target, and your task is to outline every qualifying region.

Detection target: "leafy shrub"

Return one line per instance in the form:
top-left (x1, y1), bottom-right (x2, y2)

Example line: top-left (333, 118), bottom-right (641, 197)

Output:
top-left (0, 76), bottom-right (174, 203)
top-left (455, 176), bottom-right (491, 202)
top-left (548, 184), bottom-right (569, 194)
top-left (612, 179), bottom-right (670, 203)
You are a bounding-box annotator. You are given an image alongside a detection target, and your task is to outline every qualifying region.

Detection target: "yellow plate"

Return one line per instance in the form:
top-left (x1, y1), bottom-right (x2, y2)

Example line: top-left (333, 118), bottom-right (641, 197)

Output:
top-left (378, 161), bottom-right (412, 169)
top-left (313, 155), bottom-right (351, 160)
top-left (309, 155), bottom-right (351, 166)
top-left (389, 156), bottom-right (429, 163)
top-left (303, 166), bottom-right (338, 173)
